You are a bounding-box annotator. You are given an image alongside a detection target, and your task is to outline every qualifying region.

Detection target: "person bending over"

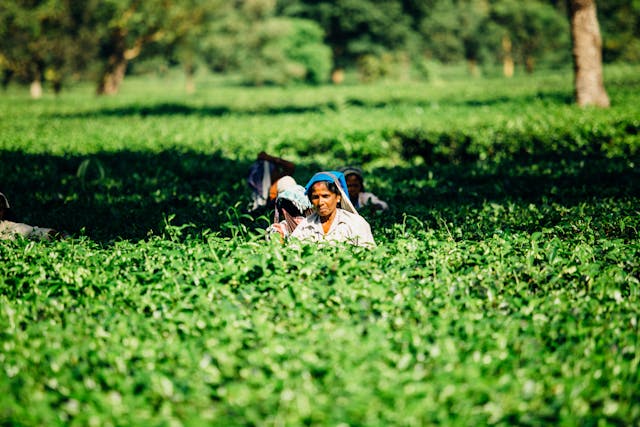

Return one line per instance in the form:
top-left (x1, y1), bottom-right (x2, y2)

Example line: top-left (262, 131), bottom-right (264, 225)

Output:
top-left (247, 151), bottom-right (296, 212)
top-left (266, 176), bottom-right (313, 239)
top-left (0, 192), bottom-right (64, 241)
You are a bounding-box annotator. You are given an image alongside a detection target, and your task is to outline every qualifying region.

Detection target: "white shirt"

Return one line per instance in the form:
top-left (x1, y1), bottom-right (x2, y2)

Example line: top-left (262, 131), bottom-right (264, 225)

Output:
top-left (0, 220), bottom-right (54, 240)
top-left (356, 192), bottom-right (388, 210)
top-left (291, 209), bottom-right (375, 247)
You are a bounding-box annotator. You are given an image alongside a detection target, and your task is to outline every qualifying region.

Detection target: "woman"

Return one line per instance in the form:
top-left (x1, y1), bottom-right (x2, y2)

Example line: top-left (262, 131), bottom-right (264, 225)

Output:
top-left (0, 192), bottom-right (62, 241)
top-left (247, 151), bottom-right (296, 212)
top-left (291, 171), bottom-right (375, 247)
top-left (266, 176), bottom-right (313, 239)
top-left (340, 166), bottom-right (388, 211)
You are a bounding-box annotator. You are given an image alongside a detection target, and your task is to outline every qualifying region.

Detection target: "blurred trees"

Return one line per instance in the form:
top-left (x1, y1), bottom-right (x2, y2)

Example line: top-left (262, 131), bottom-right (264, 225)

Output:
top-left (483, 0), bottom-right (571, 76)
top-left (598, 0), bottom-right (640, 63)
top-left (89, 0), bottom-right (227, 95)
top-left (277, 0), bottom-right (416, 80)
top-left (0, 0), bottom-right (97, 97)
top-left (201, 1), bottom-right (332, 86)
top-left (418, 0), bottom-right (487, 67)
top-left (0, 0), bottom-right (637, 96)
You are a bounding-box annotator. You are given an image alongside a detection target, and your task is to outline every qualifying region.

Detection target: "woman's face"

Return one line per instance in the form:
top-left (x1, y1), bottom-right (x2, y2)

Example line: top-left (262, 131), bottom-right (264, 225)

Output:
top-left (346, 174), bottom-right (362, 200)
top-left (309, 182), bottom-right (340, 217)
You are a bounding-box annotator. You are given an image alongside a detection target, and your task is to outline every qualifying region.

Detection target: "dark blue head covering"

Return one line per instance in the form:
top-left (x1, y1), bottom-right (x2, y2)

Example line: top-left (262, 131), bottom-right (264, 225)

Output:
top-left (247, 160), bottom-right (276, 197)
top-left (304, 171), bottom-right (357, 214)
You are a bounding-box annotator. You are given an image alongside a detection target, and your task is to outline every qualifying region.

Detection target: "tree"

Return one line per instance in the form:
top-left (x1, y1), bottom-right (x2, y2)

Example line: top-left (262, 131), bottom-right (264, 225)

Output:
top-left (597, 0), bottom-right (640, 63)
top-left (485, 0), bottom-right (570, 76)
top-left (0, 1), bottom-right (45, 96)
top-left (156, 0), bottom-right (228, 94)
top-left (201, 2), bottom-right (332, 86)
top-left (90, 0), bottom-right (224, 95)
top-left (93, 0), bottom-right (168, 95)
top-left (568, 0), bottom-right (610, 107)
top-left (0, 0), bottom-right (96, 97)
top-left (277, 0), bottom-right (417, 75)
top-left (418, 0), bottom-right (489, 75)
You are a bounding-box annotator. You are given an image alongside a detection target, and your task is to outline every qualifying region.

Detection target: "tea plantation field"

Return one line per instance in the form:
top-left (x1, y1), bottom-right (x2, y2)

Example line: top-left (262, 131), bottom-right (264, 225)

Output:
top-left (1, 66), bottom-right (639, 426)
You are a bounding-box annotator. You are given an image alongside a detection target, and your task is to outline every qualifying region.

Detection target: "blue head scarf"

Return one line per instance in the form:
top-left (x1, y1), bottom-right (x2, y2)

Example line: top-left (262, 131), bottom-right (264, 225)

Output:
top-left (304, 171), bottom-right (357, 214)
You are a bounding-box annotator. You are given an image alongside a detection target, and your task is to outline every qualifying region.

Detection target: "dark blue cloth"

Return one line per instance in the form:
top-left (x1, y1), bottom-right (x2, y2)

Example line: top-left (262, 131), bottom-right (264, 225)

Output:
top-left (247, 160), bottom-right (276, 197)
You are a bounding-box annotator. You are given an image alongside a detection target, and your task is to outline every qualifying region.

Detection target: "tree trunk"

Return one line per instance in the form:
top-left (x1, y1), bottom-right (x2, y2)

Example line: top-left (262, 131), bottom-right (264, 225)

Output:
top-left (97, 58), bottom-right (128, 95)
top-left (331, 68), bottom-right (344, 84)
top-left (467, 59), bottom-right (480, 77)
top-left (525, 56), bottom-right (535, 74)
top-left (185, 73), bottom-right (195, 94)
top-left (96, 28), bottom-right (132, 96)
top-left (502, 35), bottom-right (514, 78)
top-left (568, 0), bottom-right (610, 107)
top-left (184, 60), bottom-right (195, 94)
top-left (30, 75), bottom-right (43, 99)
top-left (2, 69), bottom-right (14, 89)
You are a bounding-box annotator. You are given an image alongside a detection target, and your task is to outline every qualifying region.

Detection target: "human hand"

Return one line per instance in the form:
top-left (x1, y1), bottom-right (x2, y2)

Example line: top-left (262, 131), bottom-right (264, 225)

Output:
top-left (266, 223), bottom-right (286, 242)
top-left (271, 223), bottom-right (285, 237)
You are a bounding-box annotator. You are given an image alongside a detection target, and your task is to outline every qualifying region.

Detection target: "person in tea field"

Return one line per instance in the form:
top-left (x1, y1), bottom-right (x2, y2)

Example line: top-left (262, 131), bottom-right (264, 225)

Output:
top-left (291, 171), bottom-right (375, 248)
top-left (0, 192), bottom-right (64, 241)
top-left (339, 166), bottom-right (388, 212)
top-left (247, 151), bottom-right (296, 212)
top-left (266, 176), bottom-right (313, 239)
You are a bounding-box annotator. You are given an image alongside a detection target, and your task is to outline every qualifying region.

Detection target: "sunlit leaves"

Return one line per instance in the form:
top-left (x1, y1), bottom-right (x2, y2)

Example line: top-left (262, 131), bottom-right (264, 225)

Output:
top-left (1, 68), bottom-right (639, 425)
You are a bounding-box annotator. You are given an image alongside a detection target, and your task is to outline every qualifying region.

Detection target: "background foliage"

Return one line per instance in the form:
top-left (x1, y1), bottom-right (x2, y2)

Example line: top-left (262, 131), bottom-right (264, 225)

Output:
top-left (1, 0), bottom-right (639, 92)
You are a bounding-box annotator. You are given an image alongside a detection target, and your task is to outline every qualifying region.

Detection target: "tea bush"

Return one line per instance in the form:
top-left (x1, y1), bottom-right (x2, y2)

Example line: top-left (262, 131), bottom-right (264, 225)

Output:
top-left (1, 66), bottom-right (639, 425)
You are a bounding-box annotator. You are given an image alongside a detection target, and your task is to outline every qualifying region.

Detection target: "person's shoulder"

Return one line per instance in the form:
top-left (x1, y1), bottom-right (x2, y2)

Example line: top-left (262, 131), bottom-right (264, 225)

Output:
top-left (339, 208), bottom-right (357, 217)
top-left (337, 209), bottom-right (370, 224)
top-left (0, 220), bottom-right (34, 239)
top-left (336, 209), bottom-right (375, 247)
top-left (359, 191), bottom-right (378, 200)
top-left (360, 192), bottom-right (388, 210)
top-left (0, 220), bottom-right (33, 232)
top-left (292, 213), bottom-right (319, 230)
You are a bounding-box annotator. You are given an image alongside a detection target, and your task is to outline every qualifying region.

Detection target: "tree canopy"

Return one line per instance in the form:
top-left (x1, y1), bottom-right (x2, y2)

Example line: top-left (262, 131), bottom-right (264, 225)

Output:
top-left (0, 0), bottom-right (637, 95)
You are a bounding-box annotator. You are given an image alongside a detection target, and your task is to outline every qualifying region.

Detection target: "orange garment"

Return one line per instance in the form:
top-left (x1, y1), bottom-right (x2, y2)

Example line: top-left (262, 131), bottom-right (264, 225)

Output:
top-left (269, 180), bottom-right (279, 202)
